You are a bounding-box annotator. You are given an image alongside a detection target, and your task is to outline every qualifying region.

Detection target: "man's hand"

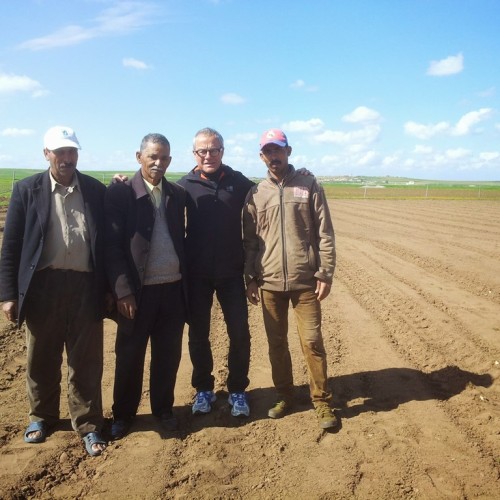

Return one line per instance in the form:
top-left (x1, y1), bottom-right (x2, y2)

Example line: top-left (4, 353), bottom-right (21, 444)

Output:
top-left (104, 292), bottom-right (115, 315)
top-left (246, 281), bottom-right (260, 306)
top-left (296, 167), bottom-right (314, 177)
top-left (2, 301), bottom-right (18, 323)
top-left (315, 280), bottom-right (331, 301)
top-left (112, 174), bottom-right (128, 183)
top-left (117, 294), bottom-right (137, 319)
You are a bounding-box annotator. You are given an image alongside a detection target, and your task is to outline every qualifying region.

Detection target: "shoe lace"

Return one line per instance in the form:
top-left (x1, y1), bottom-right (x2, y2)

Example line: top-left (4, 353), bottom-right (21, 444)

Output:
top-left (196, 391), bottom-right (211, 404)
top-left (316, 404), bottom-right (332, 418)
top-left (232, 393), bottom-right (247, 407)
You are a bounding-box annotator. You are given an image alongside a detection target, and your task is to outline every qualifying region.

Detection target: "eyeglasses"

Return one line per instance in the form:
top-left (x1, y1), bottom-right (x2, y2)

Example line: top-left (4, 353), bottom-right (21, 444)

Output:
top-left (194, 148), bottom-right (223, 157)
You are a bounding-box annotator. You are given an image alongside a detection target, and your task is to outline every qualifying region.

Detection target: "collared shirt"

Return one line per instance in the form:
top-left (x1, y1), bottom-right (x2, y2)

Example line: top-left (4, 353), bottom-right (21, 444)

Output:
top-left (143, 178), bottom-right (162, 209)
top-left (37, 172), bottom-right (92, 272)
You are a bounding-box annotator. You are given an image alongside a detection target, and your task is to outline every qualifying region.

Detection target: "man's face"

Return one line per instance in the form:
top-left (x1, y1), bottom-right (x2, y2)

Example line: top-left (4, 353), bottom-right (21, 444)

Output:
top-left (193, 134), bottom-right (224, 175)
top-left (259, 144), bottom-right (292, 180)
top-left (44, 147), bottom-right (79, 186)
top-left (137, 141), bottom-right (171, 186)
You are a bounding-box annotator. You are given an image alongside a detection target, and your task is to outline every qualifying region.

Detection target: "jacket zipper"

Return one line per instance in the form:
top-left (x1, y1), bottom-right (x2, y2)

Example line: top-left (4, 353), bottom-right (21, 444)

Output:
top-left (279, 183), bottom-right (288, 291)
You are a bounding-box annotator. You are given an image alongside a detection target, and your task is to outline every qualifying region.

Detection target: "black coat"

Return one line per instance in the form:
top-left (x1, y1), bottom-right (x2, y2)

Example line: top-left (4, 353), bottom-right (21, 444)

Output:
top-left (177, 165), bottom-right (255, 279)
top-left (0, 169), bottom-right (107, 326)
top-left (104, 170), bottom-right (187, 307)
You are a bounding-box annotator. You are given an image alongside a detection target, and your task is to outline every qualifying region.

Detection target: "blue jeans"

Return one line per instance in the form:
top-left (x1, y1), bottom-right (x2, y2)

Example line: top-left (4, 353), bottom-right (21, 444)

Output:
top-left (188, 276), bottom-right (250, 393)
top-left (260, 288), bottom-right (332, 405)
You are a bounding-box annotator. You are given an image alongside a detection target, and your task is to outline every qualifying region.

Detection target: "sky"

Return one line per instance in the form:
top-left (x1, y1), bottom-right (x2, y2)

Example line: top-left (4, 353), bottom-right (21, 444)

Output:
top-left (0, 0), bottom-right (499, 181)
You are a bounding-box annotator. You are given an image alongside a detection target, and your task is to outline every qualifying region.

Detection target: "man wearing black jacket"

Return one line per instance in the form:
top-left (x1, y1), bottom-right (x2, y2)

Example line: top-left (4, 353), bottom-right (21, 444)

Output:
top-left (105, 133), bottom-right (187, 439)
top-left (178, 128), bottom-right (253, 418)
top-left (0, 126), bottom-right (108, 456)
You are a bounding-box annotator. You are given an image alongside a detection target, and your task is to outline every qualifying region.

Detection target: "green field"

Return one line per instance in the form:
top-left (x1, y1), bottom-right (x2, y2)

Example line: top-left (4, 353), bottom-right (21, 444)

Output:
top-left (0, 169), bottom-right (499, 205)
top-left (321, 182), bottom-right (500, 200)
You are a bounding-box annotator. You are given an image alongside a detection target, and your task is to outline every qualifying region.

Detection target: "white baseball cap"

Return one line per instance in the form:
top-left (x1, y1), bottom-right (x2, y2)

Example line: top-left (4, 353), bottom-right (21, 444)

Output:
top-left (43, 126), bottom-right (81, 150)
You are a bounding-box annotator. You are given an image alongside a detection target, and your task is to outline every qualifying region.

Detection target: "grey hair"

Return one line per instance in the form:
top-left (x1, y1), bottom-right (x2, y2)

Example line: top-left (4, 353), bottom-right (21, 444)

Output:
top-left (140, 133), bottom-right (170, 152)
top-left (193, 127), bottom-right (224, 149)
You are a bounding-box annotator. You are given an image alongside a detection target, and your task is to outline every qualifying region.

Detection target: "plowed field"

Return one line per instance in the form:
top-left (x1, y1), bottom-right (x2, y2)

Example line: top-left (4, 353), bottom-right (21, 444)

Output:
top-left (1, 200), bottom-right (499, 499)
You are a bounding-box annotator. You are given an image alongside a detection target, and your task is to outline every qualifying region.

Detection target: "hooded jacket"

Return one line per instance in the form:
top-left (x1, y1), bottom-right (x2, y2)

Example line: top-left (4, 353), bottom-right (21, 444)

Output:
top-left (243, 165), bottom-right (336, 291)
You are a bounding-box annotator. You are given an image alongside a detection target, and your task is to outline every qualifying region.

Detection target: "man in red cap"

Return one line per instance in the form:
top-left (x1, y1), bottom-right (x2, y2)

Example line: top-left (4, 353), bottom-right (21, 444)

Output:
top-left (243, 129), bottom-right (338, 429)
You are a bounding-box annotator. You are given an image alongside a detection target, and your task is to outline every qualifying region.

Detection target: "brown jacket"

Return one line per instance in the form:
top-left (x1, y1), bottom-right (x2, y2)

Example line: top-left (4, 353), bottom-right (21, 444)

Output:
top-left (243, 165), bottom-right (336, 292)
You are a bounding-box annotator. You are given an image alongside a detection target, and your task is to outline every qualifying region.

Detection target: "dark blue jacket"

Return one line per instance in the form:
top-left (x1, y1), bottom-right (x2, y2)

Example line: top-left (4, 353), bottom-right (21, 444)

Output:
top-left (177, 165), bottom-right (254, 279)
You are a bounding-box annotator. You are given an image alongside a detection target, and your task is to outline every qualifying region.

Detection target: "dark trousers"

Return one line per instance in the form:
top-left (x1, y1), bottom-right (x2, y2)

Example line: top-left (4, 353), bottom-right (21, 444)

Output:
top-left (188, 275), bottom-right (250, 393)
top-left (24, 269), bottom-right (104, 436)
top-left (112, 281), bottom-right (185, 419)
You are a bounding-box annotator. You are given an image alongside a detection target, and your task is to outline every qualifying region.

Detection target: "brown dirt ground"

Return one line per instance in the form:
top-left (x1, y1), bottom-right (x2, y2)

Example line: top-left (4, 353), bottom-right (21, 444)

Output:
top-left (0, 199), bottom-right (499, 499)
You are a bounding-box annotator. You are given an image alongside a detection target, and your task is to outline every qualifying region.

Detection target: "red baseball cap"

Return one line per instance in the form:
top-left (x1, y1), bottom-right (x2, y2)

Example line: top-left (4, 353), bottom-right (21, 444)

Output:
top-left (260, 129), bottom-right (288, 149)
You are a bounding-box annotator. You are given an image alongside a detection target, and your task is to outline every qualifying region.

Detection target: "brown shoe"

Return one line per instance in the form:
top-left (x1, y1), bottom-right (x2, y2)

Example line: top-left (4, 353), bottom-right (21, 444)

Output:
top-left (315, 402), bottom-right (337, 429)
top-left (268, 400), bottom-right (292, 419)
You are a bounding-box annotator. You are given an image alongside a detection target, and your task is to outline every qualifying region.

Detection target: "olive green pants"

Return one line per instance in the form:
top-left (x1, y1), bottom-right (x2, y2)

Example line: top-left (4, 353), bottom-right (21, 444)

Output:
top-left (260, 288), bottom-right (332, 405)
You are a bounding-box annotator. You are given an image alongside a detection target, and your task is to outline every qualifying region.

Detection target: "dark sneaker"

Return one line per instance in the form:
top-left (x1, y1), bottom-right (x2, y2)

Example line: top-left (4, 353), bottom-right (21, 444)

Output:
top-left (268, 400), bottom-right (292, 419)
top-left (158, 412), bottom-right (178, 431)
top-left (315, 402), bottom-right (337, 429)
top-left (192, 391), bottom-right (216, 415)
top-left (110, 417), bottom-right (134, 440)
top-left (228, 392), bottom-right (250, 417)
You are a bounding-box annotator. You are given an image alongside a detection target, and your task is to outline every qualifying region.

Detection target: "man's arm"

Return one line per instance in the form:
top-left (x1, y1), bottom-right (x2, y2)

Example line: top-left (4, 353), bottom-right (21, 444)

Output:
top-left (242, 190), bottom-right (261, 304)
top-left (0, 183), bottom-right (25, 304)
top-left (311, 182), bottom-right (336, 287)
top-left (104, 184), bottom-right (137, 317)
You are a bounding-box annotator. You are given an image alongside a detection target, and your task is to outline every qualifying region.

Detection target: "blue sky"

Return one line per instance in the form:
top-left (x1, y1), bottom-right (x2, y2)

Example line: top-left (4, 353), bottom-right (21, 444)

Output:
top-left (1, 0), bottom-right (499, 180)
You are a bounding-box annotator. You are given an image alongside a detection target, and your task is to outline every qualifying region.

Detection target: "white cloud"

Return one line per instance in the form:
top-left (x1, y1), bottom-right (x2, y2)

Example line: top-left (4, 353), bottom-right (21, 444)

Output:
top-left (123, 57), bottom-right (150, 70)
top-left (0, 73), bottom-right (46, 98)
top-left (357, 150), bottom-right (379, 166)
top-left (283, 119), bottom-right (324, 133)
top-left (405, 108), bottom-right (492, 140)
top-left (404, 121), bottom-right (450, 139)
top-left (451, 108), bottom-right (492, 135)
top-left (445, 148), bottom-right (471, 159)
top-left (315, 124), bottom-right (380, 146)
top-left (342, 106), bottom-right (381, 124)
top-left (290, 79), bottom-right (319, 92)
top-left (427, 52), bottom-right (464, 76)
top-left (320, 154), bottom-right (340, 165)
top-left (18, 2), bottom-right (157, 50)
top-left (1, 128), bottom-right (35, 137)
top-left (479, 151), bottom-right (500, 161)
top-left (220, 93), bottom-right (246, 105)
top-left (413, 145), bottom-right (433, 154)
top-left (382, 155), bottom-right (400, 166)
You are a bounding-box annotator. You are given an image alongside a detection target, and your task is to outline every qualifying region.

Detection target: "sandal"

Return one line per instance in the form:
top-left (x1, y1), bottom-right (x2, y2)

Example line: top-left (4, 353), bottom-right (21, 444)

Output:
top-left (83, 431), bottom-right (107, 457)
top-left (24, 421), bottom-right (48, 444)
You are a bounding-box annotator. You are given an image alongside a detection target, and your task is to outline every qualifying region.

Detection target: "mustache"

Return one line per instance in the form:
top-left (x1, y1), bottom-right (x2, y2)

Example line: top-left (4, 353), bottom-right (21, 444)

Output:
top-left (270, 160), bottom-right (282, 166)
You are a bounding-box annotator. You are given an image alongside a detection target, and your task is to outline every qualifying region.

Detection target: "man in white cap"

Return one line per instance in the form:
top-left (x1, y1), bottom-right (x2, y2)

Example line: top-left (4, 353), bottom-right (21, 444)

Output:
top-left (243, 129), bottom-right (337, 430)
top-left (0, 126), bottom-right (109, 456)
